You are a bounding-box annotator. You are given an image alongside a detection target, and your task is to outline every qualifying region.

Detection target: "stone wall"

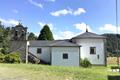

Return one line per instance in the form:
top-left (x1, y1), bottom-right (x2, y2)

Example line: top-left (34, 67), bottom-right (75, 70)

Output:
top-left (10, 40), bottom-right (27, 62)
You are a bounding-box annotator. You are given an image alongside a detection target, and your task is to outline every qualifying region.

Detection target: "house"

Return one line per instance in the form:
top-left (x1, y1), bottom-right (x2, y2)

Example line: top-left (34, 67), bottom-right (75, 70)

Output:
top-left (28, 30), bottom-right (106, 66)
top-left (71, 30), bottom-right (106, 65)
top-left (10, 24), bottom-right (106, 66)
top-left (29, 40), bottom-right (81, 66)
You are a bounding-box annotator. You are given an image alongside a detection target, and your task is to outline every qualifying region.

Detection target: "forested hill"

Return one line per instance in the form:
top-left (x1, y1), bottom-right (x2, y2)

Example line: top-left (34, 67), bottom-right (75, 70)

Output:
top-left (102, 34), bottom-right (120, 56)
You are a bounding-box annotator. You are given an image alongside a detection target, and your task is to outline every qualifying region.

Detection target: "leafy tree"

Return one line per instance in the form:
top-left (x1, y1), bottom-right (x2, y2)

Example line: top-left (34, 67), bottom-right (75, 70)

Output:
top-left (28, 32), bottom-right (37, 40)
top-left (0, 22), bottom-right (4, 47)
top-left (37, 24), bottom-right (54, 40)
top-left (102, 34), bottom-right (120, 57)
top-left (5, 27), bottom-right (12, 53)
top-left (0, 21), bottom-right (12, 54)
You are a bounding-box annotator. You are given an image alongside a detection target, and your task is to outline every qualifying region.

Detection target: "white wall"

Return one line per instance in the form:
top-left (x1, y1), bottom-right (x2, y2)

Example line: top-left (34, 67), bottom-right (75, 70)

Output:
top-left (51, 47), bottom-right (80, 66)
top-left (75, 39), bottom-right (105, 65)
top-left (29, 47), bottom-right (50, 63)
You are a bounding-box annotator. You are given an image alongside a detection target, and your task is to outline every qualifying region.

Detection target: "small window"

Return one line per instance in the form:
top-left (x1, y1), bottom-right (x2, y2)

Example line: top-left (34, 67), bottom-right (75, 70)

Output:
top-left (63, 53), bottom-right (68, 59)
top-left (21, 30), bottom-right (24, 36)
top-left (37, 48), bottom-right (42, 54)
top-left (90, 47), bottom-right (96, 54)
top-left (15, 30), bottom-right (18, 36)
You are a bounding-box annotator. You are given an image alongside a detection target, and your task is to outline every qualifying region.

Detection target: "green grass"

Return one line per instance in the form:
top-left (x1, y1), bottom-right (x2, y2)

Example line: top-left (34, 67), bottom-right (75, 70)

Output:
top-left (0, 63), bottom-right (107, 80)
top-left (107, 64), bottom-right (120, 76)
top-left (107, 57), bottom-right (120, 76)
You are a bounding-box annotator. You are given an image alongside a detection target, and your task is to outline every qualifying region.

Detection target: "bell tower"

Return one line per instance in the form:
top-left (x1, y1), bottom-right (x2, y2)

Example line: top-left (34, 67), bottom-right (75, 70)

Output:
top-left (11, 23), bottom-right (27, 41)
top-left (10, 23), bottom-right (28, 62)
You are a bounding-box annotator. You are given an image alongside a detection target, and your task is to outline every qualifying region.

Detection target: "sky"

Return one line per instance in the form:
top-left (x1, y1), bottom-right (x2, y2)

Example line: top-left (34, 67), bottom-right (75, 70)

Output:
top-left (0, 0), bottom-right (120, 40)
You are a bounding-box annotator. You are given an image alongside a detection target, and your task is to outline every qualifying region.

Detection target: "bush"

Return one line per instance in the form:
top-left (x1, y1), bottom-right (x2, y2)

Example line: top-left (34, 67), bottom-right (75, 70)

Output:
top-left (80, 58), bottom-right (92, 68)
top-left (0, 53), bottom-right (5, 63)
top-left (0, 48), bottom-right (9, 54)
top-left (4, 52), bottom-right (21, 63)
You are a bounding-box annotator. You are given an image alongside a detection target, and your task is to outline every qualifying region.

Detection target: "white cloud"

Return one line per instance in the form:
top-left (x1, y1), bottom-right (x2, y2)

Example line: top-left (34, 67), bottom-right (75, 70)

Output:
top-left (28, 0), bottom-right (43, 8)
top-left (99, 24), bottom-right (120, 33)
top-left (0, 18), bottom-right (19, 26)
top-left (50, 8), bottom-right (86, 17)
top-left (50, 9), bottom-right (72, 17)
top-left (38, 22), bottom-right (54, 30)
top-left (73, 8), bottom-right (86, 16)
top-left (54, 31), bottom-right (77, 40)
top-left (54, 22), bottom-right (92, 40)
top-left (74, 22), bottom-right (92, 33)
top-left (45, 0), bottom-right (55, 2)
top-left (12, 9), bottom-right (18, 14)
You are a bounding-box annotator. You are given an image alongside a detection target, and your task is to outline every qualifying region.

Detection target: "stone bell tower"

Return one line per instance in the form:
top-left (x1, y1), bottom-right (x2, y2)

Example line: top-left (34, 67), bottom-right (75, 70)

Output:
top-left (11, 23), bottom-right (27, 41)
top-left (10, 23), bottom-right (28, 62)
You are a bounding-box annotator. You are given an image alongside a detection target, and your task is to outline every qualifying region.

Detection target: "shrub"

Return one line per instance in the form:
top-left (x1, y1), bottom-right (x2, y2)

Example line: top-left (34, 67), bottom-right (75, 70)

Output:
top-left (4, 52), bottom-right (21, 63)
top-left (80, 58), bottom-right (92, 68)
top-left (0, 48), bottom-right (9, 54)
top-left (0, 53), bottom-right (5, 63)
top-left (0, 48), bottom-right (5, 54)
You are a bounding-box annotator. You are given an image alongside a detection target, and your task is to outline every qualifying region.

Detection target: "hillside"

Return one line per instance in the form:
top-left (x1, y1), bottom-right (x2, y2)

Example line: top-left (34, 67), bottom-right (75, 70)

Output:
top-left (102, 34), bottom-right (120, 56)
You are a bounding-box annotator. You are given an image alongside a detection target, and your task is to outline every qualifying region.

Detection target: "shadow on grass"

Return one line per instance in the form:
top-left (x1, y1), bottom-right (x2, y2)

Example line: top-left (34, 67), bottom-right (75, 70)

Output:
top-left (108, 75), bottom-right (120, 80)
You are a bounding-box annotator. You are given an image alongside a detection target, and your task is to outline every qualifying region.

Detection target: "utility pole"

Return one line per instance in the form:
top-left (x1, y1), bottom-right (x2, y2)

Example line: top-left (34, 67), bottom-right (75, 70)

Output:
top-left (115, 0), bottom-right (119, 67)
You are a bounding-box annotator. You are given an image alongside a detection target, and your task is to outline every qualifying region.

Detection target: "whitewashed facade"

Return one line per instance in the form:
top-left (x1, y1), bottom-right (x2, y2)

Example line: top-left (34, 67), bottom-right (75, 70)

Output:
top-left (29, 47), bottom-right (51, 63)
top-left (28, 40), bottom-right (80, 66)
top-left (29, 46), bottom-right (80, 66)
top-left (51, 47), bottom-right (80, 66)
top-left (28, 31), bottom-right (106, 66)
top-left (74, 39), bottom-right (105, 65)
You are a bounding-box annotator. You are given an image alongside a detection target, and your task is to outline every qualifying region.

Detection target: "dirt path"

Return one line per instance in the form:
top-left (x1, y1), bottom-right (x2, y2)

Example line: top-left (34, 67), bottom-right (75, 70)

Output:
top-left (0, 67), bottom-right (29, 80)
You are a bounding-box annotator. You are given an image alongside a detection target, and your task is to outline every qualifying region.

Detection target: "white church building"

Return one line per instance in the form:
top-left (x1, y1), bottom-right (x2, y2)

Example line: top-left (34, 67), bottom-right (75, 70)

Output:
top-left (10, 24), bottom-right (106, 66)
top-left (28, 30), bottom-right (106, 66)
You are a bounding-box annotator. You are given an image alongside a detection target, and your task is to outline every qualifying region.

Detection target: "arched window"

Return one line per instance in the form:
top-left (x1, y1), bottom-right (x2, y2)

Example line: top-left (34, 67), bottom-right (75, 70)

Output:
top-left (21, 30), bottom-right (25, 37)
top-left (15, 30), bottom-right (18, 36)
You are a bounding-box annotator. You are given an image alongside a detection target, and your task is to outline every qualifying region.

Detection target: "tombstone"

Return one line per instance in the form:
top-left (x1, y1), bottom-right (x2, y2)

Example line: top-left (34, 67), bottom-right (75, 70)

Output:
top-left (10, 23), bottom-right (28, 62)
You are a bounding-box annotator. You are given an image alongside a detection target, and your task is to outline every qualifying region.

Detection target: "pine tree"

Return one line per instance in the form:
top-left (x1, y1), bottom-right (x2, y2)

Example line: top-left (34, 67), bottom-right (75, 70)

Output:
top-left (28, 32), bottom-right (37, 40)
top-left (37, 24), bottom-right (54, 40)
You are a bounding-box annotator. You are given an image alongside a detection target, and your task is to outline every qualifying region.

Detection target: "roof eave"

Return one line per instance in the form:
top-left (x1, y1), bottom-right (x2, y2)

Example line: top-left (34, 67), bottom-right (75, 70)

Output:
top-left (72, 37), bottom-right (106, 39)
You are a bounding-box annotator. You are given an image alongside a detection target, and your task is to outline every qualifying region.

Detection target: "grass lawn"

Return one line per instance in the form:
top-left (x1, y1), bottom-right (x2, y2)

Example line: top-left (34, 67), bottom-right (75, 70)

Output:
top-left (0, 63), bottom-right (107, 80)
top-left (107, 57), bottom-right (120, 76)
top-left (107, 64), bottom-right (120, 76)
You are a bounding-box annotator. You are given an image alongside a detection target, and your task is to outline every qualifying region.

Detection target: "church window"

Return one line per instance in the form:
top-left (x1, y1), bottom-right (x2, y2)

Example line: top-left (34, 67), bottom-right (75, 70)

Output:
top-left (90, 47), bottom-right (96, 54)
top-left (37, 48), bottom-right (42, 54)
top-left (63, 53), bottom-right (68, 59)
top-left (15, 30), bottom-right (18, 36)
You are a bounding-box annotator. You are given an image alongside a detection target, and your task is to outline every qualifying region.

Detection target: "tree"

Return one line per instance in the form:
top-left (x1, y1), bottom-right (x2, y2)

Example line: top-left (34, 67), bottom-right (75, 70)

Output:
top-left (102, 34), bottom-right (120, 57)
top-left (37, 24), bottom-right (54, 40)
top-left (0, 21), bottom-right (12, 54)
top-left (0, 21), bottom-right (4, 48)
top-left (28, 32), bottom-right (37, 40)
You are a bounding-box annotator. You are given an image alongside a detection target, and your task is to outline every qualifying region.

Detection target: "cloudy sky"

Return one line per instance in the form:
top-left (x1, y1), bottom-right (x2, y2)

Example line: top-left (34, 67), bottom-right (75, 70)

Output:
top-left (0, 0), bottom-right (120, 39)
